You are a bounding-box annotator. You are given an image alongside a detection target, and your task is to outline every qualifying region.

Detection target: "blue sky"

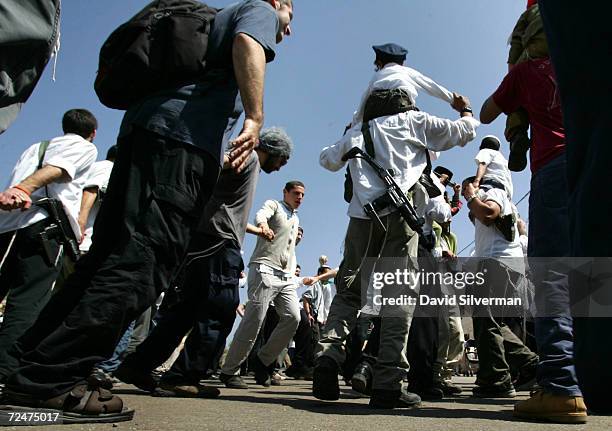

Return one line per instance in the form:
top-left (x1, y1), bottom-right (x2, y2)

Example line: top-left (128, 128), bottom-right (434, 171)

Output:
top-left (1, 0), bottom-right (529, 282)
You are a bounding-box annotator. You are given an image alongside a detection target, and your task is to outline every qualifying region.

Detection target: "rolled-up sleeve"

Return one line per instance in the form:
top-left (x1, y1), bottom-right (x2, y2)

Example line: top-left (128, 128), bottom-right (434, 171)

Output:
top-left (44, 139), bottom-right (97, 180)
top-left (422, 114), bottom-right (480, 152)
top-left (254, 199), bottom-right (278, 225)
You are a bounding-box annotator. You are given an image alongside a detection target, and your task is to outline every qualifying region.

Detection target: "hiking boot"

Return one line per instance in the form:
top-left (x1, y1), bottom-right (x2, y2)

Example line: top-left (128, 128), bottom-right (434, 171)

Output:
top-left (514, 390), bottom-right (587, 424)
top-left (219, 373), bottom-right (248, 389)
top-left (313, 356), bottom-right (340, 401)
top-left (508, 133), bottom-right (531, 172)
top-left (370, 387), bottom-right (421, 409)
top-left (472, 383), bottom-right (516, 398)
top-left (113, 359), bottom-right (158, 393)
top-left (351, 362), bottom-right (373, 396)
top-left (434, 379), bottom-right (462, 396)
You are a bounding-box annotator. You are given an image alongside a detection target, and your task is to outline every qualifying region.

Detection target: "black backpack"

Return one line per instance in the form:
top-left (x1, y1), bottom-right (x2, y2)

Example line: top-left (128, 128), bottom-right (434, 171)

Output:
top-left (94, 0), bottom-right (218, 110)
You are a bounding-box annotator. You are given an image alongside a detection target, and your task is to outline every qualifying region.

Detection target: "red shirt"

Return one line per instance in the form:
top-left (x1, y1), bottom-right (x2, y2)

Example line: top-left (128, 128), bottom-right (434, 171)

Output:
top-left (527, 0), bottom-right (537, 8)
top-left (492, 58), bottom-right (565, 173)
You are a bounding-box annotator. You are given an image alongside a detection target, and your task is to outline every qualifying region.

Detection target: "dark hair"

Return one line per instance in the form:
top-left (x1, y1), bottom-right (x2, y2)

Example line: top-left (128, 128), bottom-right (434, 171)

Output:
top-left (285, 180), bottom-right (305, 191)
top-left (479, 136), bottom-right (501, 151)
top-left (297, 226), bottom-right (304, 233)
top-left (462, 176), bottom-right (477, 185)
top-left (106, 145), bottom-right (118, 161)
top-left (62, 109), bottom-right (98, 139)
top-left (296, 264), bottom-right (301, 269)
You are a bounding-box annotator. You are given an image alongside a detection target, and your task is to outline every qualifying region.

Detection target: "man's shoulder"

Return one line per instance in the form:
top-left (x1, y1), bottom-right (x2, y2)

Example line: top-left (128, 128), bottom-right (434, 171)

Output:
top-left (218, 0), bottom-right (276, 22)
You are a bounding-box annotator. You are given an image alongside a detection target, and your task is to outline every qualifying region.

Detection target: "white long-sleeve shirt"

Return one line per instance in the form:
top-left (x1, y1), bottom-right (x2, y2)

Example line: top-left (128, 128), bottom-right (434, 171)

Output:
top-left (352, 63), bottom-right (454, 125)
top-left (320, 111), bottom-right (480, 219)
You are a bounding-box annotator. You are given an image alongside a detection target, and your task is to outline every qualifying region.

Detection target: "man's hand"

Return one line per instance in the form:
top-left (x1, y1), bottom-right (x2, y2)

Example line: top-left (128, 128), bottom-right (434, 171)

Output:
top-left (442, 250), bottom-right (457, 260)
top-left (451, 93), bottom-right (471, 112)
top-left (453, 183), bottom-right (461, 195)
top-left (462, 182), bottom-right (478, 200)
top-left (229, 118), bottom-right (262, 173)
top-left (0, 187), bottom-right (32, 211)
top-left (302, 276), bottom-right (316, 286)
top-left (257, 223), bottom-right (275, 242)
top-left (307, 313), bottom-right (316, 327)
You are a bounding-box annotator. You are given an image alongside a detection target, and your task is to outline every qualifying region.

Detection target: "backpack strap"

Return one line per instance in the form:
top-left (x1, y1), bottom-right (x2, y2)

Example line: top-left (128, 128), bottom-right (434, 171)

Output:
top-left (37, 140), bottom-right (51, 197)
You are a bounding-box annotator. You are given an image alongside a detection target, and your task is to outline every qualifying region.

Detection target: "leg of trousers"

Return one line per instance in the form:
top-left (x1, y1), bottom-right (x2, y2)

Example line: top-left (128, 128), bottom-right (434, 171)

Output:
top-left (6, 127), bottom-right (219, 398)
top-left (222, 268), bottom-right (299, 374)
top-left (540, 0), bottom-right (612, 412)
top-left (163, 243), bottom-right (241, 384)
top-left (0, 221), bottom-right (62, 380)
top-left (125, 307), bottom-right (152, 356)
top-left (97, 320), bottom-right (136, 373)
top-left (292, 309), bottom-right (314, 368)
top-left (528, 154), bottom-right (581, 396)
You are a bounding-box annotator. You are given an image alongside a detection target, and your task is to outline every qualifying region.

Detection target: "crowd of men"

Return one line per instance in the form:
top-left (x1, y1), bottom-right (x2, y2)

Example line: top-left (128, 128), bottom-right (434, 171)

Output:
top-left (0, 0), bottom-right (611, 426)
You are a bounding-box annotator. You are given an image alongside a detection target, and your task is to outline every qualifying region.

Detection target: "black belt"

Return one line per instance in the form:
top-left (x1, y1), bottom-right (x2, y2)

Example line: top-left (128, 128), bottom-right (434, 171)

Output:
top-left (481, 178), bottom-right (507, 192)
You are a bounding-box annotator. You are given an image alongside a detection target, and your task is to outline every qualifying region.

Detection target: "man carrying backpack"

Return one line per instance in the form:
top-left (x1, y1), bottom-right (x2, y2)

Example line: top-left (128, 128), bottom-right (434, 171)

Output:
top-left (2, 0), bottom-right (294, 424)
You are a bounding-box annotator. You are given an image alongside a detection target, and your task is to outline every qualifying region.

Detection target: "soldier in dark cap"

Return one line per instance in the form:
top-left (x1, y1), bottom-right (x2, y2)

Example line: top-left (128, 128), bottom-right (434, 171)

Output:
top-left (352, 42), bottom-right (458, 126)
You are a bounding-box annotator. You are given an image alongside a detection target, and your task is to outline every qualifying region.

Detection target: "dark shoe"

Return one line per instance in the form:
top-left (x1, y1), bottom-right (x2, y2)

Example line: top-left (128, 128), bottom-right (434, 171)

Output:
top-left (508, 133), bottom-right (530, 172)
top-left (472, 384), bottom-right (516, 398)
top-left (313, 356), bottom-right (340, 401)
top-left (88, 368), bottom-right (114, 390)
top-left (154, 381), bottom-right (220, 398)
top-left (113, 359), bottom-right (158, 393)
top-left (251, 356), bottom-right (272, 387)
top-left (370, 387), bottom-right (421, 409)
top-left (285, 365), bottom-right (314, 380)
top-left (514, 362), bottom-right (537, 392)
top-left (219, 373), bottom-right (248, 389)
top-left (408, 385), bottom-right (444, 401)
top-left (434, 380), bottom-right (462, 396)
top-left (351, 362), bottom-right (372, 396)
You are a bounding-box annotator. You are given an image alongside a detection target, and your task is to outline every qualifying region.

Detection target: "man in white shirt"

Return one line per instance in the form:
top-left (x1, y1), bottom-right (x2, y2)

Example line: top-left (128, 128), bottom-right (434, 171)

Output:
top-left (78, 146), bottom-right (116, 253)
top-left (352, 43), bottom-right (455, 126)
top-left (0, 109), bottom-right (98, 381)
top-left (461, 177), bottom-right (537, 398)
top-left (473, 136), bottom-right (514, 199)
top-left (315, 92), bottom-right (479, 409)
top-left (220, 181), bottom-right (304, 388)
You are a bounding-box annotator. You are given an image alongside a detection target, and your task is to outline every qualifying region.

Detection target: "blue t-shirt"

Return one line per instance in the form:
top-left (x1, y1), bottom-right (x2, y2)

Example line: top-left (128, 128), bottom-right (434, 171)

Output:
top-left (119, 0), bottom-right (278, 165)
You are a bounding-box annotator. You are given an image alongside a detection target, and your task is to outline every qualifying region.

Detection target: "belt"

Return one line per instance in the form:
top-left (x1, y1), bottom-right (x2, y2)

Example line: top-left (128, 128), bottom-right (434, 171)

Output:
top-left (481, 178), bottom-right (507, 192)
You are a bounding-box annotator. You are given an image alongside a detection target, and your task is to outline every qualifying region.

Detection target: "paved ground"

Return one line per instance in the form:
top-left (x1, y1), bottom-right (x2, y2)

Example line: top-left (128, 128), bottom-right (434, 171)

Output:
top-left (1, 376), bottom-right (610, 431)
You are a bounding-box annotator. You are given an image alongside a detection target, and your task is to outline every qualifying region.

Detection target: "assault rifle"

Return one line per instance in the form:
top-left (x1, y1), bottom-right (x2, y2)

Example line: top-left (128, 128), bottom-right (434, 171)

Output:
top-left (341, 147), bottom-right (425, 236)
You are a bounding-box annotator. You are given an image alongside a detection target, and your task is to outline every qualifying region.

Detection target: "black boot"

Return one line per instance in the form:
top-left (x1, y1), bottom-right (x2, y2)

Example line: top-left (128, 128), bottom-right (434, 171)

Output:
top-left (508, 132), bottom-right (531, 172)
top-left (351, 361), bottom-right (373, 396)
top-left (313, 356), bottom-right (340, 400)
top-left (370, 387), bottom-right (421, 409)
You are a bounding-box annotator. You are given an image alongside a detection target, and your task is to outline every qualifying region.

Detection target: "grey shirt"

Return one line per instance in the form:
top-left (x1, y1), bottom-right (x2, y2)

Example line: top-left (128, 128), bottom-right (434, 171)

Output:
top-left (200, 152), bottom-right (260, 246)
top-left (249, 200), bottom-right (299, 274)
top-left (118, 0), bottom-right (279, 165)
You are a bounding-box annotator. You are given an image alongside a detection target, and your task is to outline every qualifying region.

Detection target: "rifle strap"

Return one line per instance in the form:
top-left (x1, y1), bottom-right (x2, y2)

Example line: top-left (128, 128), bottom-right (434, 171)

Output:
top-left (361, 122), bottom-right (375, 158)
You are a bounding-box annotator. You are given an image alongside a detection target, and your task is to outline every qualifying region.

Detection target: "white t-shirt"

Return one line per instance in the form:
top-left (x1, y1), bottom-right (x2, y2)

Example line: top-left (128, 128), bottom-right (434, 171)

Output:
top-left (79, 160), bottom-right (114, 252)
top-left (475, 148), bottom-right (514, 199)
top-left (0, 134), bottom-right (97, 237)
top-left (473, 188), bottom-right (524, 273)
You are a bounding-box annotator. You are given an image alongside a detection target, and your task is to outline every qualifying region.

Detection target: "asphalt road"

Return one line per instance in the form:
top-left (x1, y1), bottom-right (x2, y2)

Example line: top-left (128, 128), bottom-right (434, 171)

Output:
top-left (2, 377), bottom-right (610, 431)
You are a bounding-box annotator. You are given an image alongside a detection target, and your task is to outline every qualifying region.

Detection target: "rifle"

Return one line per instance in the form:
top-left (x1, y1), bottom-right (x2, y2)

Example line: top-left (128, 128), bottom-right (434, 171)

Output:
top-left (342, 147), bottom-right (425, 236)
top-left (34, 198), bottom-right (81, 262)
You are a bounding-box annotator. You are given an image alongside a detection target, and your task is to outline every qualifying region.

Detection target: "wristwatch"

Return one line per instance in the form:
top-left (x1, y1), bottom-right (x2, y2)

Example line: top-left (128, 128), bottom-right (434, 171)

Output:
top-left (460, 106), bottom-right (473, 114)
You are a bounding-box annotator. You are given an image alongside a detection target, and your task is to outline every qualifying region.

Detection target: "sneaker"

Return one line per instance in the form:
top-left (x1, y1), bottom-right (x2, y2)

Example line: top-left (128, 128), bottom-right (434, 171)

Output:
top-left (514, 390), bottom-right (587, 424)
top-left (154, 381), bottom-right (220, 398)
top-left (219, 373), bottom-right (249, 389)
top-left (508, 133), bottom-right (530, 172)
top-left (370, 387), bottom-right (421, 409)
top-left (271, 372), bottom-right (283, 386)
top-left (434, 380), bottom-right (462, 396)
top-left (472, 384), bottom-right (516, 398)
top-left (351, 362), bottom-right (372, 396)
top-left (285, 365), bottom-right (313, 380)
top-left (113, 360), bottom-right (158, 392)
top-left (313, 356), bottom-right (340, 401)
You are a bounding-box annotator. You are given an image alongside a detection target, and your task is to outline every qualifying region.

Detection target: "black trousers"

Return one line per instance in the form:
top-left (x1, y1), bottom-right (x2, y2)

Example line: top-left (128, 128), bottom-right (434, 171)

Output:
top-left (291, 309), bottom-right (319, 369)
top-left (126, 238), bottom-right (242, 385)
top-left (6, 127), bottom-right (219, 398)
top-left (0, 219), bottom-right (63, 380)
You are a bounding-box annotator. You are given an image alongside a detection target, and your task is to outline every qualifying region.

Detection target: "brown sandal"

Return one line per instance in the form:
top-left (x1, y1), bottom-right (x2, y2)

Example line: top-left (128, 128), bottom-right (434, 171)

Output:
top-left (2, 384), bottom-right (134, 424)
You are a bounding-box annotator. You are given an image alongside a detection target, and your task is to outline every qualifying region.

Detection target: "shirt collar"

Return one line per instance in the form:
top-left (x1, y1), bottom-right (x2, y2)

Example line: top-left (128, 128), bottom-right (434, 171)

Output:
top-left (280, 200), bottom-right (298, 215)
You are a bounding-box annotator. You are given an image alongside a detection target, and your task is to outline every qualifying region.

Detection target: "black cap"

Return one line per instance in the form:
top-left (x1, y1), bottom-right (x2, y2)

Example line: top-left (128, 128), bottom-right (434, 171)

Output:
top-left (479, 135), bottom-right (501, 151)
top-left (373, 43), bottom-right (408, 64)
top-left (434, 165), bottom-right (454, 181)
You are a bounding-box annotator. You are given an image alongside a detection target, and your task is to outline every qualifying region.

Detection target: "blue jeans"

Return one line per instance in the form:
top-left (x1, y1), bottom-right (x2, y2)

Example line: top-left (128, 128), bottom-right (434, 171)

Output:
top-left (97, 321), bottom-right (135, 373)
top-left (528, 154), bottom-right (581, 396)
